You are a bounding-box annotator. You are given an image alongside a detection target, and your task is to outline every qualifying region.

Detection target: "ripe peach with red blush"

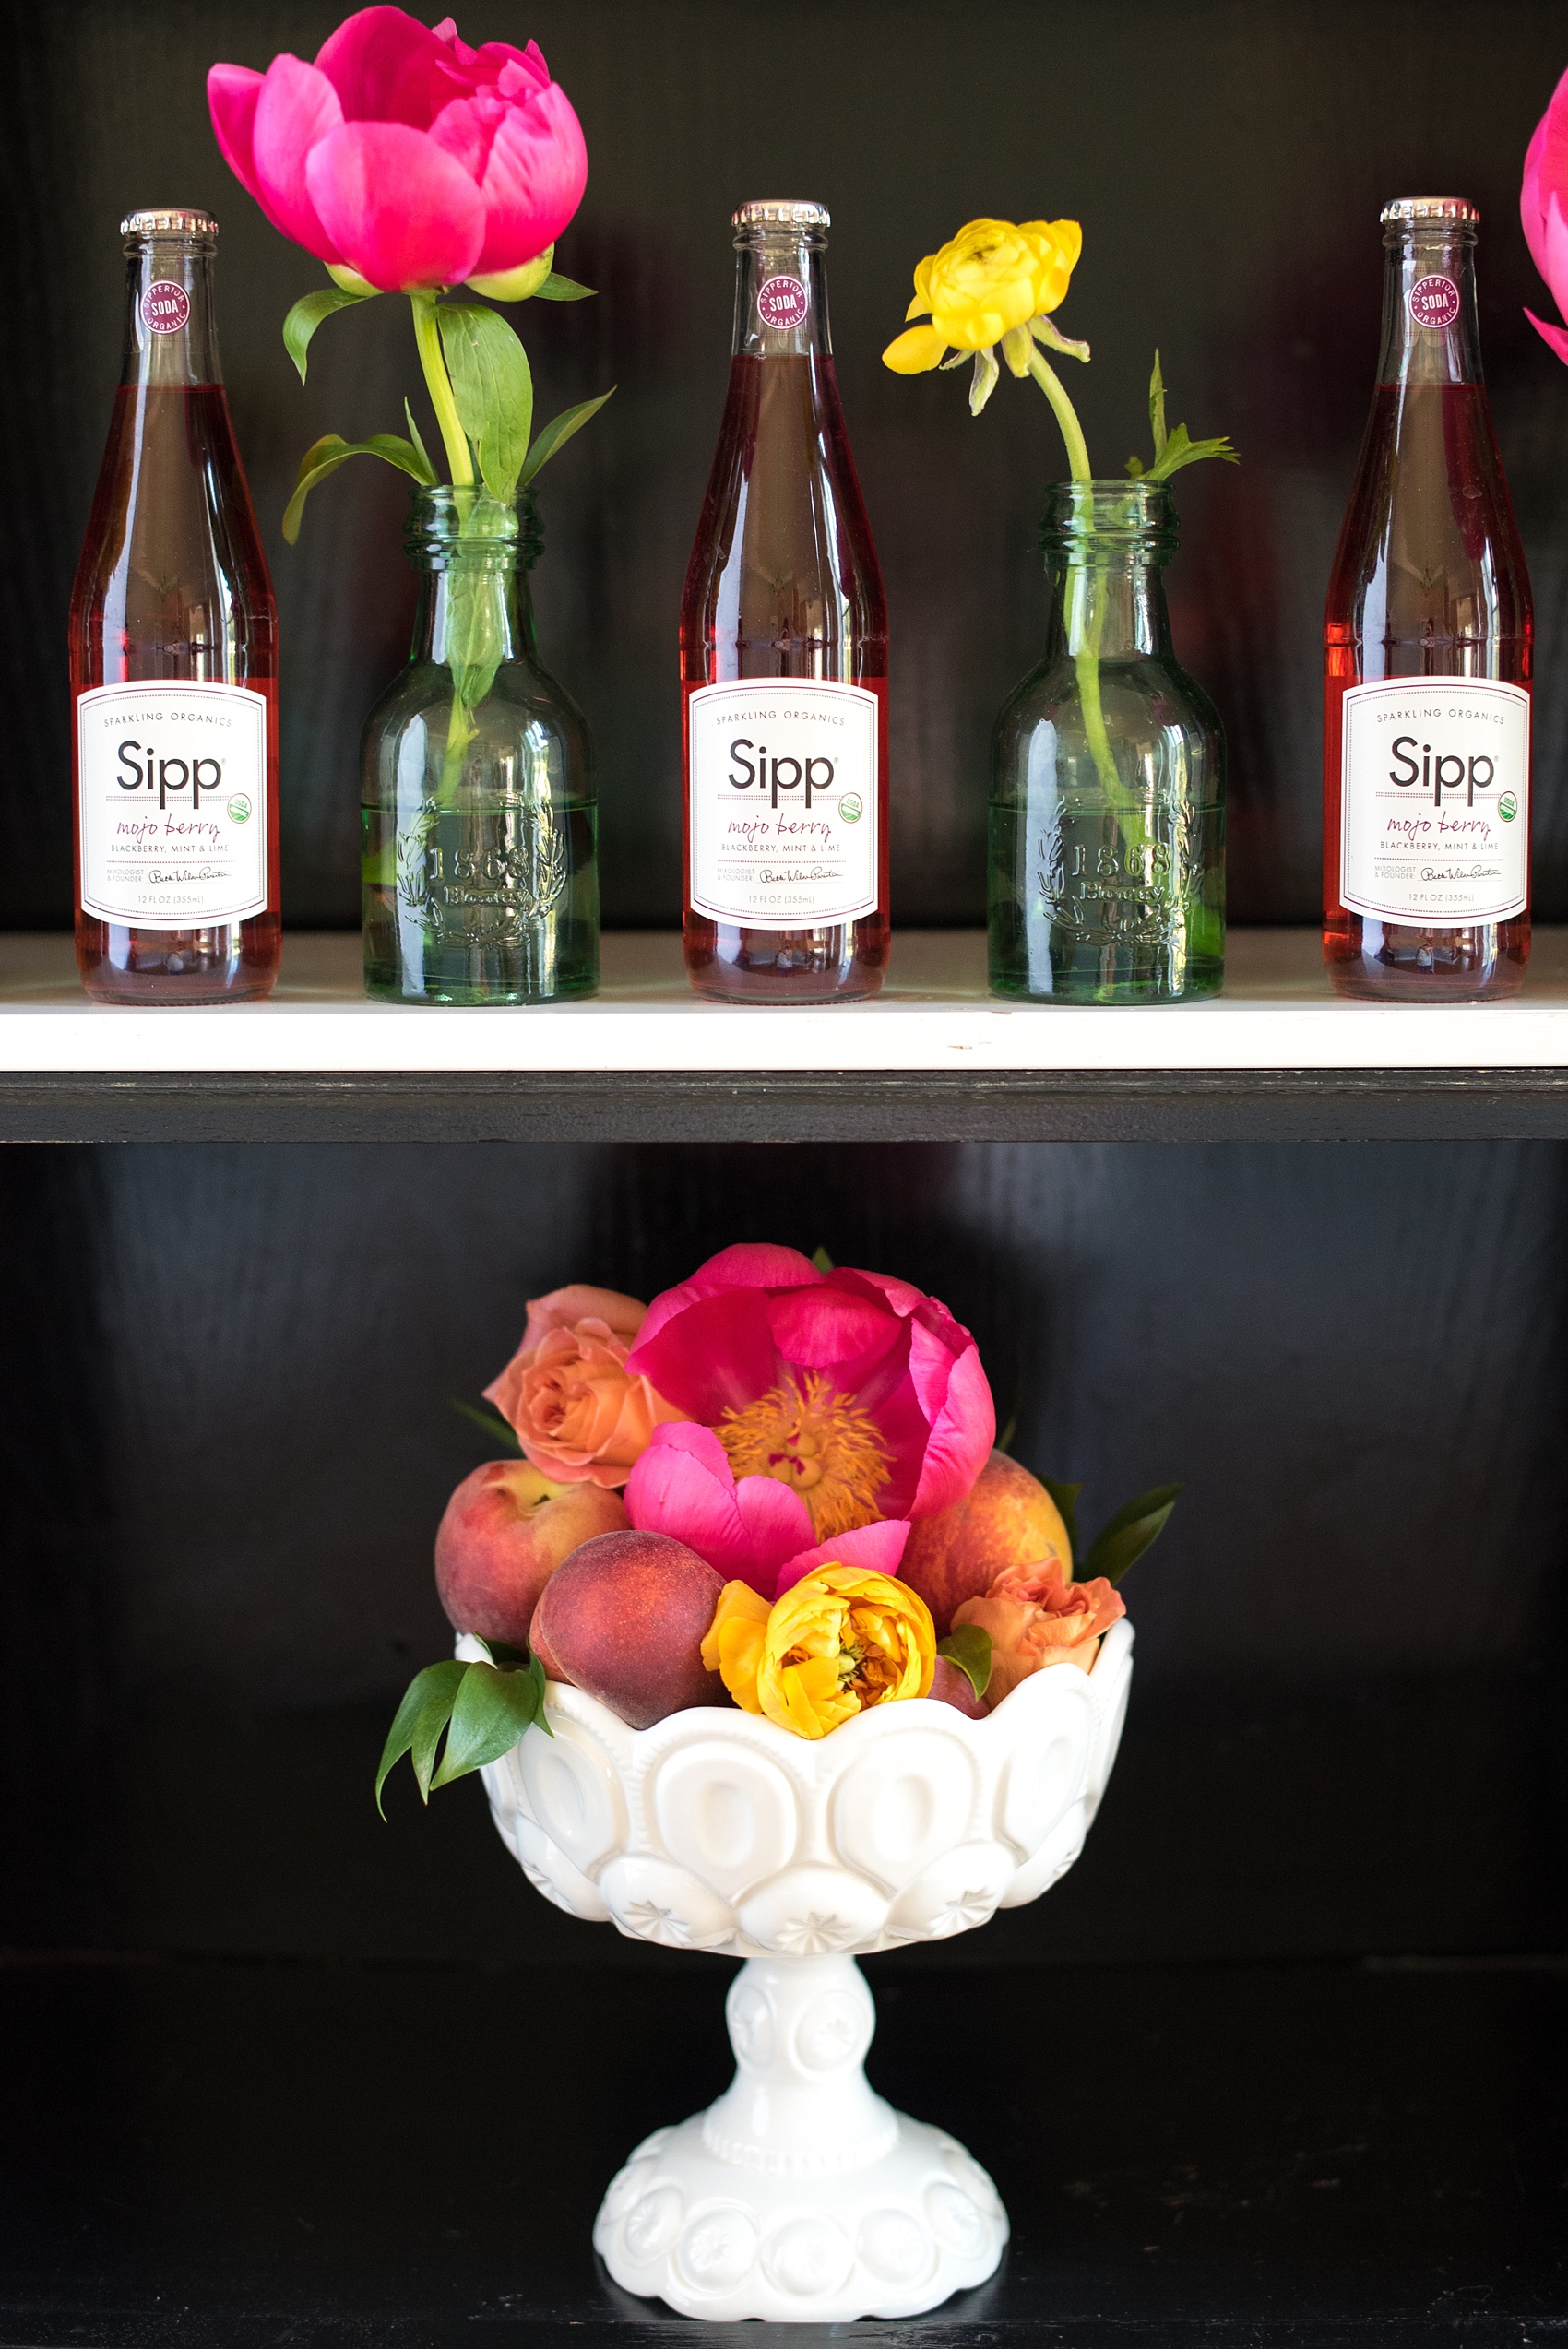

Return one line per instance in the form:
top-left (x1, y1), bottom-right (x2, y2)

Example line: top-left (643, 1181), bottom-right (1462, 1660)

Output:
top-left (434, 1459), bottom-right (627, 1648)
top-left (530, 1528), bottom-right (729, 1729)
top-left (928, 1655), bottom-right (990, 1718)
top-left (898, 1450), bottom-right (1072, 1636)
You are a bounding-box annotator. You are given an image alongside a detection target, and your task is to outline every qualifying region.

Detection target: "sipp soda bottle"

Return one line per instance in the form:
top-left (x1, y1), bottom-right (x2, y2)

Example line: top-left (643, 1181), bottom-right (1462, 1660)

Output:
top-left (681, 200), bottom-right (888, 1001)
top-left (70, 209), bottom-right (279, 1002)
top-left (1324, 197), bottom-right (1532, 1001)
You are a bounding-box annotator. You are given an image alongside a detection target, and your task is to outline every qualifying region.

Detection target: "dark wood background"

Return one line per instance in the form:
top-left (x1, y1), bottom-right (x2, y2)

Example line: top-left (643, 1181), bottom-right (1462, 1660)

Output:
top-left (6, 11), bottom-right (1568, 2338)
top-left (9, 0), bottom-right (1568, 931)
top-left (5, 1137), bottom-right (1565, 1968)
top-left (3, 0), bottom-right (1567, 1975)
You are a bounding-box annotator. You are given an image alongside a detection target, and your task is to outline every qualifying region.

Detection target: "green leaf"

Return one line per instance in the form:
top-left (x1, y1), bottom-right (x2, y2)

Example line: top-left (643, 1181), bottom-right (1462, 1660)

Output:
top-left (282, 285), bottom-right (376, 385)
top-left (527, 1651), bottom-right (552, 1736)
top-left (449, 1397), bottom-right (521, 1452)
top-left (811, 1245), bottom-right (835, 1274)
top-left (404, 397), bottom-right (434, 482)
top-left (996, 1414), bottom-right (1017, 1454)
top-left (1123, 454), bottom-right (1146, 479)
top-left (937, 1623), bottom-right (992, 1699)
top-left (1148, 349), bottom-right (1168, 460)
top-left (437, 301), bottom-right (534, 502)
top-left (532, 271), bottom-right (596, 301)
top-left (374, 1659), bottom-right (465, 1816)
top-left (475, 1636), bottom-right (529, 1667)
top-left (442, 562), bottom-right (509, 711)
top-left (281, 433), bottom-right (435, 544)
top-left (1083, 1481), bottom-right (1183, 1586)
top-left (1041, 1477), bottom-right (1083, 1557)
top-left (431, 1659), bottom-right (542, 1788)
top-left (410, 1679), bottom-right (459, 1799)
top-left (517, 387), bottom-right (615, 487)
top-left (1142, 421), bottom-right (1240, 483)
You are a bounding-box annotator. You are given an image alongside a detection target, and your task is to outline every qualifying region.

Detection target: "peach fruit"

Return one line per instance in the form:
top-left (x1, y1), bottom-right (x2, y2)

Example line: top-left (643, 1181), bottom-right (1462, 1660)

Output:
top-left (898, 1450), bottom-right (1072, 1636)
top-left (529, 1529), bottom-right (729, 1729)
top-left (434, 1459), bottom-right (627, 1648)
top-left (928, 1655), bottom-right (990, 1719)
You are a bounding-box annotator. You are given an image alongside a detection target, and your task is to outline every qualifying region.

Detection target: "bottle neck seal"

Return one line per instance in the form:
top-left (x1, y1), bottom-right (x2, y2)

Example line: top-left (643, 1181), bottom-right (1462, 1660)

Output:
top-left (1377, 209), bottom-right (1482, 387)
top-left (120, 225), bottom-right (222, 388)
top-left (731, 224), bottom-right (831, 359)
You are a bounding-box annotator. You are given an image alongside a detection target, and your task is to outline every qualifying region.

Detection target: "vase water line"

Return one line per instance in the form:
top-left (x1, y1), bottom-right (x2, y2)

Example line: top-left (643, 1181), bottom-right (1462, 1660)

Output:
top-left (467, 1614), bottom-right (1134, 2321)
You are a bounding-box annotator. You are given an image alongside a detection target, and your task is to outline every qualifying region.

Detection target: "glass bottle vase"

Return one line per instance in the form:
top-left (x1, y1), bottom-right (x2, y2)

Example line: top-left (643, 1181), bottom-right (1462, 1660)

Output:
top-left (988, 480), bottom-right (1224, 1003)
top-left (362, 486), bottom-right (598, 1005)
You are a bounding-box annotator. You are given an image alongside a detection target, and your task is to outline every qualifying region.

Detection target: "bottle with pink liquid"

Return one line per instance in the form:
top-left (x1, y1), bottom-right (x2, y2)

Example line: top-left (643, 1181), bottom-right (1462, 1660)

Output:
top-left (70, 208), bottom-right (280, 1003)
top-left (681, 199), bottom-right (888, 1002)
top-left (1324, 197), bottom-right (1532, 1002)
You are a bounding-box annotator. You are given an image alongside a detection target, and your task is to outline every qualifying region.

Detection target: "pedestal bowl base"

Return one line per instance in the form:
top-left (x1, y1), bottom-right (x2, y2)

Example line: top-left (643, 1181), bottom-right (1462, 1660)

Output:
top-left (592, 1952), bottom-right (1007, 2321)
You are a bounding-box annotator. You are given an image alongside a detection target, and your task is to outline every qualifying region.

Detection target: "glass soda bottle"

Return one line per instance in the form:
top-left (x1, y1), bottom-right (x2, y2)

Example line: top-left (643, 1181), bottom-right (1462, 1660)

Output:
top-left (681, 199), bottom-right (888, 1001)
top-left (70, 208), bottom-right (280, 1003)
top-left (1324, 197), bottom-right (1531, 1001)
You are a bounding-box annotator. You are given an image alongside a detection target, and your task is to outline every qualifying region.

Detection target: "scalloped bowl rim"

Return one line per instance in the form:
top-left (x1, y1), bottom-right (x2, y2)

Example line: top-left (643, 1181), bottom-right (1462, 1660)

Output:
top-left (457, 1610), bottom-right (1133, 1766)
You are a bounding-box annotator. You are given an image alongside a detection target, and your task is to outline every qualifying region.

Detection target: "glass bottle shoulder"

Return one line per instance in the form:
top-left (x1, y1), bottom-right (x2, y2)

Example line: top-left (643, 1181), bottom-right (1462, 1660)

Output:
top-left (682, 355), bottom-right (885, 666)
top-left (71, 383), bottom-right (274, 678)
top-left (1325, 380), bottom-right (1531, 657)
top-left (995, 646), bottom-right (1219, 734)
top-left (992, 650), bottom-right (1221, 808)
top-left (362, 648), bottom-right (591, 802)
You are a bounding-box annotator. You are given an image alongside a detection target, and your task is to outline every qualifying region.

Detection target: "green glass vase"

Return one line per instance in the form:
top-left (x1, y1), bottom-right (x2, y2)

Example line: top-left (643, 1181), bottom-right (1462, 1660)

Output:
top-left (361, 485), bottom-right (598, 1004)
top-left (988, 480), bottom-right (1225, 1003)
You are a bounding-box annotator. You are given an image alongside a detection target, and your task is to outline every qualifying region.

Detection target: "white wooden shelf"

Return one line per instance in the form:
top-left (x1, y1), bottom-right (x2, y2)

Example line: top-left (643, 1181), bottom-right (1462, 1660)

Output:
top-left (4, 930), bottom-right (1566, 1141)
top-left (4, 928), bottom-right (1568, 1074)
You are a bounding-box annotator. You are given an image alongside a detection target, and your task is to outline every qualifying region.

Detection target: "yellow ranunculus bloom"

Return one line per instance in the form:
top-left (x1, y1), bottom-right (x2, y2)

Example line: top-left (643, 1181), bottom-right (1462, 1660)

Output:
top-left (701, 1579), bottom-right (771, 1711)
top-left (882, 217), bottom-right (1082, 374)
top-left (706, 1566), bottom-right (936, 1739)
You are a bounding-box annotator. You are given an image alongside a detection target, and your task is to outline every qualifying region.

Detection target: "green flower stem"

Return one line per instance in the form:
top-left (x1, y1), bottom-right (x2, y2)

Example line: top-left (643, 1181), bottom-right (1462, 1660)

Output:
top-left (409, 291), bottom-right (481, 805)
top-left (1027, 346), bottom-right (1149, 860)
top-left (439, 692), bottom-right (476, 806)
top-left (410, 291), bottom-right (473, 488)
top-left (1026, 347), bottom-right (1092, 485)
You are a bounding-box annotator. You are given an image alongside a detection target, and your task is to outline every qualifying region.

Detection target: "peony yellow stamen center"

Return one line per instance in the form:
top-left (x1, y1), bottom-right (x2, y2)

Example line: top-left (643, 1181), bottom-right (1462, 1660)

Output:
top-left (715, 1370), bottom-right (891, 1538)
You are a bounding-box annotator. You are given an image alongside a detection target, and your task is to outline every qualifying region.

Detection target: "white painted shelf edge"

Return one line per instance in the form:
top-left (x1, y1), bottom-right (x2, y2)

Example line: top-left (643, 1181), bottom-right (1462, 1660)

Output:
top-left (3, 929), bottom-right (1567, 1074)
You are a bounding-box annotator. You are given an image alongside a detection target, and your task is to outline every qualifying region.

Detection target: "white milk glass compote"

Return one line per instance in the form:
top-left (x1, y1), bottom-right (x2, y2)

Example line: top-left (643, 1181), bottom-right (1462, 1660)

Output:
top-left (460, 1617), bottom-right (1134, 2323)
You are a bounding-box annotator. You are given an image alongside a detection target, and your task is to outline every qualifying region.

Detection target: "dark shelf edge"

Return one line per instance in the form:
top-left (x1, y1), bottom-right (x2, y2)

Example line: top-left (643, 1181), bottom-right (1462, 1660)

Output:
top-left (5, 1066), bottom-right (1568, 1142)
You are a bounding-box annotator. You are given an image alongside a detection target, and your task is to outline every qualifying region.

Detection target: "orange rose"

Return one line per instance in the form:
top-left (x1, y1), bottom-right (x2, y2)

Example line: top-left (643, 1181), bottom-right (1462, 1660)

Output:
top-left (484, 1284), bottom-right (684, 1489)
top-left (951, 1556), bottom-right (1124, 1705)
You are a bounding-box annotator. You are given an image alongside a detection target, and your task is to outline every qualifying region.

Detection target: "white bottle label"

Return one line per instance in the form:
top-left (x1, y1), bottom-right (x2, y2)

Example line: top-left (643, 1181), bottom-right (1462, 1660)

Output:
top-left (77, 682), bottom-right (268, 929)
top-left (1339, 677), bottom-right (1529, 924)
top-left (688, 679), bottom-right (878, 927)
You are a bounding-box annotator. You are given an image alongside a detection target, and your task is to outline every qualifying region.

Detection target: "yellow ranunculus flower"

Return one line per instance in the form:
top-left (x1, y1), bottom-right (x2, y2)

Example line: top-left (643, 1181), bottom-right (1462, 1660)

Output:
top-left (882, 217), bottom-right (1082, 374)
top-left (701, 1579), bottom-right (771, 1711)
top-left (705, 1566), bottom-right (936, 1739)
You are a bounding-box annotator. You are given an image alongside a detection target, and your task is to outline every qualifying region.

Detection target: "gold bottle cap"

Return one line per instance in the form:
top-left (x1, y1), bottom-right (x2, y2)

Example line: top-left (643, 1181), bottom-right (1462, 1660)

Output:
top-left (732, 199), bottom-right (830, 229)
top-left (1381, 196), bottom-right (1479, 225)
top-left (121, 208), bottom-right (219, 238)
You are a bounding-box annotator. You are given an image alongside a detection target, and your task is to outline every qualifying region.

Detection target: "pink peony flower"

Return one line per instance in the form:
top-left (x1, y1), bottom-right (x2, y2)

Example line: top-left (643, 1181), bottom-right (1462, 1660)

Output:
top-left (625, 1243), bottom-right (995, 1542)
top-left (208, 6), bottom-right (588, 293)
top-left (484, 1284), bottom-right (683, 1489)
top-left (951, 1556), bottom-right (1125, 1705)
top-left (625, 1421), bottom-right (910, 1600)
top-left (1522, 65), bottom-right (1568, 363)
